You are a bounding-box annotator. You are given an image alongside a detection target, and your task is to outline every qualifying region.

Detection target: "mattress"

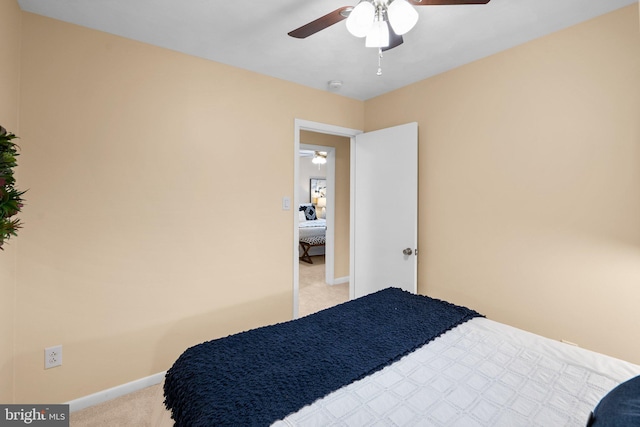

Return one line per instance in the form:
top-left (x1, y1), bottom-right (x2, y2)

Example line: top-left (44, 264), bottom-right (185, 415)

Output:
top-left (273, 317), bottom-right (640, 426)
top-left (299, 219), bottom-right (326, 239)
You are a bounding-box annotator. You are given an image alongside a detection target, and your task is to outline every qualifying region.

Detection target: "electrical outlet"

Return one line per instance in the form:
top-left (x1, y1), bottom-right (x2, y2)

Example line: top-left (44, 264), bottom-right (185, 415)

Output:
top-left (44, 345), bottom-right (62, 369)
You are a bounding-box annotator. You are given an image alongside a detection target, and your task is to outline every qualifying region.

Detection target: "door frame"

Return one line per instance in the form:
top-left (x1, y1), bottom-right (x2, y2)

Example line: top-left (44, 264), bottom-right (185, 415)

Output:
top-left (293, 119), bottom-right (362, 318)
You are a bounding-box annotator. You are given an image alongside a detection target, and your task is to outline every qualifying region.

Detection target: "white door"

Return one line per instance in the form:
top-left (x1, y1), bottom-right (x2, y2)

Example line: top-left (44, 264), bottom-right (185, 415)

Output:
top-left (352, 122), bottom-right (418, 298)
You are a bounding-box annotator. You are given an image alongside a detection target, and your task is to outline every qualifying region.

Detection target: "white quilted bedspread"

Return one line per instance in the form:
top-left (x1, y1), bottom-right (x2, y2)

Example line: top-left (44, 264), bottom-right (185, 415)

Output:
top-left (299, 219), bottom-right (326, 239)
top-left (274, 318), bottom-right (640, 427)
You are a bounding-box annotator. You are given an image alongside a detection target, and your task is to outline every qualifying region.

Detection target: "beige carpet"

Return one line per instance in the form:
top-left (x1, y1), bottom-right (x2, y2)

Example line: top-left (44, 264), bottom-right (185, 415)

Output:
top-left (70, 256), bottom-right (348, 425)
top-left (70, 383), bottom-right (163, 426)
top-left (298, 255), bottom-right (349, 317)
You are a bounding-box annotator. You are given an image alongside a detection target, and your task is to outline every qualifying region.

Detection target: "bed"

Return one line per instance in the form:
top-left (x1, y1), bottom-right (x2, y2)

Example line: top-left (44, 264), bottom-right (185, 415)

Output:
top-left (299, 218), bottom-right (326, 240)
top-left (158, 288), bottom-right (640, 426)
top-left (299, 203), bottom-right (326, 262)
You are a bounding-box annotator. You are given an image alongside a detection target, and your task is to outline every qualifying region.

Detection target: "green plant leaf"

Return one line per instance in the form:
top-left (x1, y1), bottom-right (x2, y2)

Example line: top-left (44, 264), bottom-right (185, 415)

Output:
top-left (0, 126), bottom-right (26, 249)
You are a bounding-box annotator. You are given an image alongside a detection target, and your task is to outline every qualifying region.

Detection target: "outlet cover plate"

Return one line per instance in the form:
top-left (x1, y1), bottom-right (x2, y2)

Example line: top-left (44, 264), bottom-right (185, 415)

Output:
top-left (45, 345), bottom-right (62, 369)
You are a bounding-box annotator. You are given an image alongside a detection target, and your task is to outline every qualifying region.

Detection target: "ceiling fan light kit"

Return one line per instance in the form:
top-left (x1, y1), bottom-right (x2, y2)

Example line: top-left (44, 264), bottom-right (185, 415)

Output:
top-left (346, 1), bottom-right (375, 37)
top-left (348, 0), bottom-right (417, 47)
top-left (312, 151), bottom-right (328, 165)
top-left (387, 0), bottom-right (420, 35)
top-left (365, 20), bottom-right (390, 48)
top-left (289, 0), bottom-right (491, 46)
top-left (288, 0), bottom-right (491, 74)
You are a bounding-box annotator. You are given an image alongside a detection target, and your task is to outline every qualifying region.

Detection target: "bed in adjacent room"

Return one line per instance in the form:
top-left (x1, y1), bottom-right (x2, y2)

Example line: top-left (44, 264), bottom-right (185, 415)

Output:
top-left (155, 288), bottom-right (640, 426)
top-left (298, 203), bottom-right (326, 263)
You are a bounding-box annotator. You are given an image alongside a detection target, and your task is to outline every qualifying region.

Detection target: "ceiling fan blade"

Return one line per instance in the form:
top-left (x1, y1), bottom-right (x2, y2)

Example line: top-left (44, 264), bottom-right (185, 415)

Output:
top-left (409, 0), bottom-right (490, 5)
top-left (288, 7), bottom-right (352, 39)
top-left (382, 26), bottom-right (403, 52)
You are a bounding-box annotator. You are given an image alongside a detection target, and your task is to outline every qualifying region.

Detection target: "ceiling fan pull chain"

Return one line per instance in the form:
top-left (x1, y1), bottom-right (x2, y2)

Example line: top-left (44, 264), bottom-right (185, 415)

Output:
top-left (377, 48), bottom-right (383, 76)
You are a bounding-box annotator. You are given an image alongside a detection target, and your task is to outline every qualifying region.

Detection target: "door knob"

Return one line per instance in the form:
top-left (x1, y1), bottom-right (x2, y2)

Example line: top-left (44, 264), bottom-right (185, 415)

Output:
top-left (403, 248), bottom-right (413, 256)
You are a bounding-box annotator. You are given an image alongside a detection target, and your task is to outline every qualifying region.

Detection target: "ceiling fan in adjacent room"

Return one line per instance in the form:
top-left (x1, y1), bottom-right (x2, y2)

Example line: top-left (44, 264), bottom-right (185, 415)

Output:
top-left (288, 0), bottom-right (491, 51)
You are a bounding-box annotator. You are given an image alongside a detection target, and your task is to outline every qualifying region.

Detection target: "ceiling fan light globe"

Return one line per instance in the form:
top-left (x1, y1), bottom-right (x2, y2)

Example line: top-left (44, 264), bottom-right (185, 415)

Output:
top-left (387, 0), bottom-right (419, 35)
top-left (312, 151), bottom-right (327, 164)
top-left (346, 1), bottom-right (375, 38)
top-left (365, 20), bottom-right (390, 48)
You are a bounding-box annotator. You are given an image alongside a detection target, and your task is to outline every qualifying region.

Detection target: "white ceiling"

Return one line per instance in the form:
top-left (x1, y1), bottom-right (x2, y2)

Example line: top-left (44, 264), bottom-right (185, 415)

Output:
top-left (17, 0), bottom-right (636, 101)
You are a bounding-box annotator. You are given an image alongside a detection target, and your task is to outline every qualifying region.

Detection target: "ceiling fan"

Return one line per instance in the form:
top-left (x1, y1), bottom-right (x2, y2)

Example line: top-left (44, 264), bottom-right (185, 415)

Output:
top-left (289, 0), bottom-right (491, 52)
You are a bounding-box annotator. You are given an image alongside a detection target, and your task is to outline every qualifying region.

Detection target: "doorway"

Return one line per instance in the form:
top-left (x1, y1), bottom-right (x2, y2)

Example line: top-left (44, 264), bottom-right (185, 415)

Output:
top-left (297, 143), bottom-right (346, 317)
top-left (293, 120), bottom-right (361, 318)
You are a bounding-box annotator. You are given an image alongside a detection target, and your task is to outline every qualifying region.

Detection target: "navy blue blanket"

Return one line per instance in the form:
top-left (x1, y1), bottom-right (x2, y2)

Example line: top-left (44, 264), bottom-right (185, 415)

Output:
top-left (164, 287), bottom-right (482, 426)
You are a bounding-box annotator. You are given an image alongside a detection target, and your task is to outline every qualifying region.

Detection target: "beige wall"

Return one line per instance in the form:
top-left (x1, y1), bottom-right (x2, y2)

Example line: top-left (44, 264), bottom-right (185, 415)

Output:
top-left (15, 12), bottom-right (363, 403)
top-left (300, 131), bottom-right (351, 279)
top-left (7, 1), bottom-right (639, 405)
top-left (0, 0), bottom-right (22, 404)
top-left (365, 4), bottom-right (640, 364)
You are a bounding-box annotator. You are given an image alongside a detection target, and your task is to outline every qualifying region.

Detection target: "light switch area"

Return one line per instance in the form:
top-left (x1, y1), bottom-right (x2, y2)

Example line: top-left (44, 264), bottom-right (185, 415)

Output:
top-left (282, 196), bottom-right (291, 210)
top-left (45, 345), bottom-right (63, 369)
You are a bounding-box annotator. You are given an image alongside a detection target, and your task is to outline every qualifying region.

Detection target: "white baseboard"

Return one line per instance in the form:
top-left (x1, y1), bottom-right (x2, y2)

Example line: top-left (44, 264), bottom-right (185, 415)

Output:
top-left (66, 371), bottom-right (166, 412)
top-left (332, 276), bottom-right (349, 285)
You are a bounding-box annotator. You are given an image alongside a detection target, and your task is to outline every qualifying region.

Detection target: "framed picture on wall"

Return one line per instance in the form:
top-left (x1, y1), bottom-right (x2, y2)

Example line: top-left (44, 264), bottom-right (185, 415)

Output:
top-left (309, 178), bottom-right (326, 203)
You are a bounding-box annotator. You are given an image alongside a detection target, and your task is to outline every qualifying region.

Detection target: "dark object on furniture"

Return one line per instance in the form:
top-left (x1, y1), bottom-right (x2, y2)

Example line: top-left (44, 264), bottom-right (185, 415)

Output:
top-left (299, 204), bottom-right (317, 220)
top-left (587, 375), bottom-right (640, 427)
top-left (299, 235), bottom-right (326, 264)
